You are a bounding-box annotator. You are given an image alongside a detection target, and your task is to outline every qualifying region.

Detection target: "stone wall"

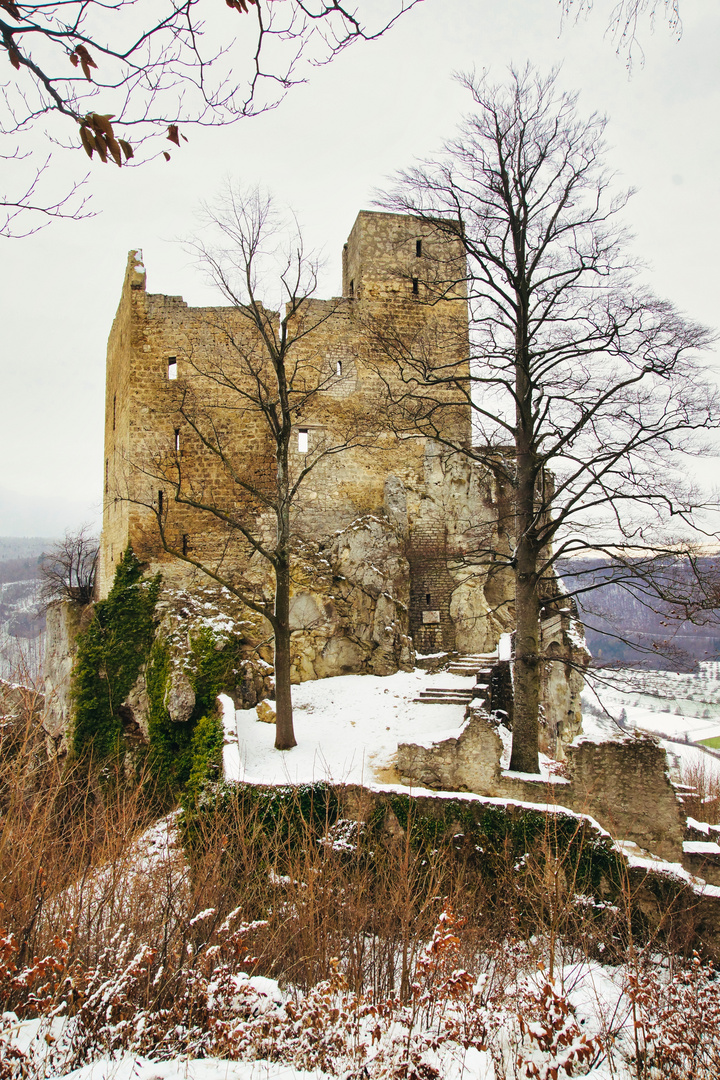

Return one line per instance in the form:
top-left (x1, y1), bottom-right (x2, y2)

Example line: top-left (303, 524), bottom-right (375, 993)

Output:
top-left (398, 698), bottom-right (686, 862)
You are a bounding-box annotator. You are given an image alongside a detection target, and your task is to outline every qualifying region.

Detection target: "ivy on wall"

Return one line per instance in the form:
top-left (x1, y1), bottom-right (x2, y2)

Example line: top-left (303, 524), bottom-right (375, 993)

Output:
top-left (71, 548), bottom-right (227, 805)
top-left (71, 548), bottom-right (160, 763)
top-left (146, 626), bottom-right (239, 806)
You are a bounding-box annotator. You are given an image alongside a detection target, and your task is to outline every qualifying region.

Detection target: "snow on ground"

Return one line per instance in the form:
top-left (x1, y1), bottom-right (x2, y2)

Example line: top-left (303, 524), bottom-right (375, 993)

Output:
top-left (222, 669), bottom-right (478, 786)
top-left (48, 1056), bottom-right (331, 1080)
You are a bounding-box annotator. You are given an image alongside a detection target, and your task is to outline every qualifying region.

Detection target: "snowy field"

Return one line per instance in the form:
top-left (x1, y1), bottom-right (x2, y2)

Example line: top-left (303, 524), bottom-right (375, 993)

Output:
top-left (583, 661), bottom-right (720, 783)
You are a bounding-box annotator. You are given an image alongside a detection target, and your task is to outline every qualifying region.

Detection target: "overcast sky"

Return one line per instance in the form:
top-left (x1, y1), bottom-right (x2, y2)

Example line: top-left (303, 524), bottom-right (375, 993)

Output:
top-left (1, 0), bottom-right (719, 537)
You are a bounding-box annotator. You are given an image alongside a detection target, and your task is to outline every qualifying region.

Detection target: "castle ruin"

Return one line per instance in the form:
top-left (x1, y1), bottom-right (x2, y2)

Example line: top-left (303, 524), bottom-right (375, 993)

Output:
top-left (96, 210), bottom-right (585, 750)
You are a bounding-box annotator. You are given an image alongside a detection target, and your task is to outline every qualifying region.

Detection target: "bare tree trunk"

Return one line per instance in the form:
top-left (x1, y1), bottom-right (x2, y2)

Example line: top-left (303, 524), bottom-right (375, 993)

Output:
top-left (509, 315), bottom-right (541, 774)
top-left (273, 559), bottom-right (296, 751)
top-left (510, 534), bottom-right (541, 773)
top-left (273, 423), bottom-right (296, 751)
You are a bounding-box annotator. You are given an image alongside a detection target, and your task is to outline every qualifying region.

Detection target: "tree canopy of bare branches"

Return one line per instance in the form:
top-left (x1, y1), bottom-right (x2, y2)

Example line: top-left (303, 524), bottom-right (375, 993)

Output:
top-left (377, 66), bottom-right (719, 773)
top-left (0, 0), bottom-right (420, 237)
top-left (39, 526), bottom-right (98, 607)
top-left (133, 187), bottom-right (380, 750)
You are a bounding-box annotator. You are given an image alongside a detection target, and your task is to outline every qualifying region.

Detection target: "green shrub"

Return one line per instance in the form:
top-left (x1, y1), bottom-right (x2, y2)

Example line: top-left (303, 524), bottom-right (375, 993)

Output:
top-left (71, 548), bottom-right (160, 763)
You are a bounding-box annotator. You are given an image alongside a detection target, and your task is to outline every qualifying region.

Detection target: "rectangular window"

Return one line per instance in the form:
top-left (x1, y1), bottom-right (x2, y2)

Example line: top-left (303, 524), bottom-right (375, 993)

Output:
top-left (105, 458), bottom-right (109, 493)
top-left (158, 490), bottom-right (164, 514)
top-left (168, 357), bottom-right (177, 380)
top-left (412, 277), bottom-right (419, 295)
top-left (416, 239), bottom-right (422, 257)
top-left (174, 428), bottom-right (180, 453)
top-left (336, 360), bottom-right (342, 376)
top-left (349, 279), bottom-right (354, 297)
top-left (112, 393), bottom-right (116, 431)
top-left (182, 534), bottom-right (188, 557)
top-left (298, 429), bottom-right (309, 453)
top-left (426, 593), bottom-right (431, 605)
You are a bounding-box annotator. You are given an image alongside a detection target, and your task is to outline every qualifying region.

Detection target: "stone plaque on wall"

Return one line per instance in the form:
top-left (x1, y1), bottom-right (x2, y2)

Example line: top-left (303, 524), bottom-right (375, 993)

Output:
top-left (422, 610), bottom-right (441, 625)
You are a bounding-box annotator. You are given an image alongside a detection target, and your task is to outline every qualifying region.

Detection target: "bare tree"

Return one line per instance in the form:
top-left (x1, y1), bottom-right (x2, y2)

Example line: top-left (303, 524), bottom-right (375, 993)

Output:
top-left (131, 187), bottom-right (379, 750)
top-left (0, 0), bottom-right (421, 236)
top-left (561, 0), bottom-right (682, 68)
top-left (375, 66), bottom-right (719, 773)
top-left (39, 526), bottom-right (98, 606)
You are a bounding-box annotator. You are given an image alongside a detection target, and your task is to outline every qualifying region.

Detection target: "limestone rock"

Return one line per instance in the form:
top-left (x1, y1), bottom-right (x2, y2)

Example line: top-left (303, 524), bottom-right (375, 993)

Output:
top-left (256, 700), bottom-right (276, 724)
top-left (289, 515), bottom-right (414, 682)
top-left (163, 668), bottom-right (196, 724)
top-left (119, 673), bottom-right (150, 739)
top-left (42, 600), bottom-right (88, 746)
top-left (383, 475), bottom-right (408, 536)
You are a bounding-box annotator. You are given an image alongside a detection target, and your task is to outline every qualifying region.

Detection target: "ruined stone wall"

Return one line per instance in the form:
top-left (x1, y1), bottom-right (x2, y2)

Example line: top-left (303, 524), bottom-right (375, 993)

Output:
top-left (398, 700), bottom-right (686, 862)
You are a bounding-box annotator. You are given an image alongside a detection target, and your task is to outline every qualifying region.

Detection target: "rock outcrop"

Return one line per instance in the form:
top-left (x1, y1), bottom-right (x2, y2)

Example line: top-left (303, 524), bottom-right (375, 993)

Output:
top-left (290, 515), bottom-right (414, 683)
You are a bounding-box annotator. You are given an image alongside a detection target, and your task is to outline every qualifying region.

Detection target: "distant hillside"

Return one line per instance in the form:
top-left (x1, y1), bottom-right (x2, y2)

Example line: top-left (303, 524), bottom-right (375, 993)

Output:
top-left (0, 537), bottom-right (57, 561)
top-left (0, 537), bottom-right (58, 677)
top-left (559, 557), bottom-right (720, 671)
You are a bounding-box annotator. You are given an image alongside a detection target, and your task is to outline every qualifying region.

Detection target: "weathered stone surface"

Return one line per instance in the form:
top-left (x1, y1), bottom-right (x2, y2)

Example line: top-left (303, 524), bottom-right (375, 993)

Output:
top-left (256, 700), bottom-right (276, 724)
top-left (43, 599), bottom-right (88, 747)
top-left (289, 515), bottom-right (414, 683)
top-left (539, 610), bottom-right (589, 757)
top-left (383, 475), bottom-right (408, 536)
top-left (564, 733), bottom-right (685, 862)
top-left (163, 667), bottom-right (196, 723)
top-left (397, 705), bottom-right (503, 794)
top-left (449, 577), bottom-right (497, 654)
top-left (119, 672), bottom-right (150, 739)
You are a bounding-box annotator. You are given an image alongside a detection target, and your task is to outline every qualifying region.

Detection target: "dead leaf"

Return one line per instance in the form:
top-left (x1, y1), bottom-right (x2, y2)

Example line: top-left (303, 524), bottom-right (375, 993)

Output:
top-left (72, 43), bottom-right (97, 82)
top-left (79, 125), bottom-right (96, 159)
top-left (167, 124), bottom-right (180, 146)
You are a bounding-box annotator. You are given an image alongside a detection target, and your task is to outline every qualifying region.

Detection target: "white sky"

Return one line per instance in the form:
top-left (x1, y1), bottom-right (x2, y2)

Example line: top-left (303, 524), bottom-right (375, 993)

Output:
top-left (1, 0), bottom-right (719, 536)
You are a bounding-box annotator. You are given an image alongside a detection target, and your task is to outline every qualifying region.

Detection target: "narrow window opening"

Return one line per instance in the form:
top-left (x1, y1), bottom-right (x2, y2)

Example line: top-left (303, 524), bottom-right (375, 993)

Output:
top-left (167, 357), bottom-right (177, 380)
top-left (174, 428), bottom-right (180, 453)
top-left (416, 239), bottom-right (422, 257)
top-left (298, 429), bottom-right (309, 453)
top-left (349, 279), bottom-right (354, 297)
top-left (336, 359), bottom-right (342, 376)
top-left (412, 277), bottom-right (419, 296)
top-left (182, 534), bottom-right (188, 557)
top-left (158, 490), bottom-right (164, 514)
top-left (112, 393), bottom-right (116, 431)
top-left (426, 593), bottom-right (431, 605)
top-left (105, 458), bottom-right (109, 493)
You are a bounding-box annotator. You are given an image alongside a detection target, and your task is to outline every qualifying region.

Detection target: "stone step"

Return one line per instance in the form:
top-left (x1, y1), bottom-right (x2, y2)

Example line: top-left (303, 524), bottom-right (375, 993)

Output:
top-left (419, 687), bottom-right (474, 695)
top-left (414, 687), bottom-right (475, 705)
top-left (413, 697), bottom-right (472, 705)
top-left (446, 664), bottom-right (493, 676)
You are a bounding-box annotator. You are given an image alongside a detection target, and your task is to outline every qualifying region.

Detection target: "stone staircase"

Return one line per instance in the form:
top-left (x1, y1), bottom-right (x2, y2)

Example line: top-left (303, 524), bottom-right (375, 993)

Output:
top-left (413, 654), bottom-right (498, 706)
top-left (445, 653), bottom-right (497, 677)
top-left (414, 686), bottom-right (476, 706)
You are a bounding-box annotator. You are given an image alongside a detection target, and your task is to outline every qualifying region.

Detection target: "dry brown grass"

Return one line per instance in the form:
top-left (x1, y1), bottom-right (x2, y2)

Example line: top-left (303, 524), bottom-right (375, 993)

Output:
top-left (680, 758), bottom-right (720, 825)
